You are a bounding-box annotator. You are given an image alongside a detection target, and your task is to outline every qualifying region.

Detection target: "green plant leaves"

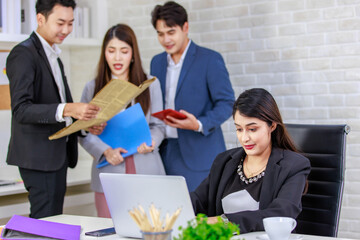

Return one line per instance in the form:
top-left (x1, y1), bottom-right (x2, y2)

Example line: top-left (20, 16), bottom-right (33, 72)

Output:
top-left (174, 213), bottom-right (240, 240)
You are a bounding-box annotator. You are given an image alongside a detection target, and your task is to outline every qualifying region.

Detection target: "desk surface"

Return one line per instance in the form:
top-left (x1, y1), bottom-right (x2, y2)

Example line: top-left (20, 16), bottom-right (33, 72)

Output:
top-left (43, 214), bottom-right (356, 240)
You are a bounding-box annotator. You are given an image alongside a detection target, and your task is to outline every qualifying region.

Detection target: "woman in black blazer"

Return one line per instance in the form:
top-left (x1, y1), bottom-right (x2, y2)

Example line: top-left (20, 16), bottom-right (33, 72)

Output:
top-left (190, 88), bottom-right (311, 233)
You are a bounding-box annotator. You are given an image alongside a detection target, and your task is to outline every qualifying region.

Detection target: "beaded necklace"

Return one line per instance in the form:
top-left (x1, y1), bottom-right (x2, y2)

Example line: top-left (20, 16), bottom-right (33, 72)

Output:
top-left (237, 155), bottom-right (266, 184)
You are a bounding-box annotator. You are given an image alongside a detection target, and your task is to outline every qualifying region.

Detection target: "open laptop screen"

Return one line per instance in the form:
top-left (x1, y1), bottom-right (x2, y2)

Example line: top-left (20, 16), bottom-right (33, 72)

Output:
top-left (100, 173), bottom-right (195, 238)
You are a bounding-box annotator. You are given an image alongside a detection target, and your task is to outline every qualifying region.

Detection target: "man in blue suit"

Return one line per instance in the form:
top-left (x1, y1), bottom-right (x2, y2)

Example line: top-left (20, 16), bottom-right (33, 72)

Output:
top-left (150, 1), bottom-right (235, 191)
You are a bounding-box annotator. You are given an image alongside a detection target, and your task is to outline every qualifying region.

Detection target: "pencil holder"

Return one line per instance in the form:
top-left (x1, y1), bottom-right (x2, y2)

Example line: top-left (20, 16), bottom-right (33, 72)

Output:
top-left (141, 230), bottom-right (172, 240)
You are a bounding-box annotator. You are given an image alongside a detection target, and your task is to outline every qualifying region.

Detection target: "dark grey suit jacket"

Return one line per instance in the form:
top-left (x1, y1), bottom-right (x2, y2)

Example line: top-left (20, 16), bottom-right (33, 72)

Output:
top-left (191, 147), bottom-right (311, 233)
top-left (6, 32), bottom-right (78, 171)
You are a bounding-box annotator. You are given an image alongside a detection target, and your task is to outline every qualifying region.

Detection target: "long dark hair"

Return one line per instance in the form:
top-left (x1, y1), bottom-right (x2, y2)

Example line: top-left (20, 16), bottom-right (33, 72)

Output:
top-left (94, 24), bottom-right (150, 114)
top-left (232, 88), bottom-right (297, 151)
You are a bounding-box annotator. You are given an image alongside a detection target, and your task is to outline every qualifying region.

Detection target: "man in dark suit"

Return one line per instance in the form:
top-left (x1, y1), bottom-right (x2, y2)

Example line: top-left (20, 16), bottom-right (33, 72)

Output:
top-left (150, 1), bottom-right (235, 191)
top-left (6, 0), bottom-right (100, 218)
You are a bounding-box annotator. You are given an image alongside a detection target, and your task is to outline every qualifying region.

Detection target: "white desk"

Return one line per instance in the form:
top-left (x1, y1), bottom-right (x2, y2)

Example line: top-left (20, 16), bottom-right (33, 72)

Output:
top-left (232, 232), bottom-right (356, 240)
top-left (43, 215), bottom-right (122, 240)
top-left (43, 215), bottom-right (357, 240)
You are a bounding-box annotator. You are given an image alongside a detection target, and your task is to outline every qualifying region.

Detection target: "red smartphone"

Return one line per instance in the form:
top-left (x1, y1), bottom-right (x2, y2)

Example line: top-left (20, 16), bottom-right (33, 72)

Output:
top-left (151, 109), bottom-right (187, 121)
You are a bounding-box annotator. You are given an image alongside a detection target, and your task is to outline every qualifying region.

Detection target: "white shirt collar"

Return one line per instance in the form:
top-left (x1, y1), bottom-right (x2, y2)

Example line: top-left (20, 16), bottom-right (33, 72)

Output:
top-left (35, 31), bottom-right (61, 58)
top-left (167, 39), bottom-right (191, 66)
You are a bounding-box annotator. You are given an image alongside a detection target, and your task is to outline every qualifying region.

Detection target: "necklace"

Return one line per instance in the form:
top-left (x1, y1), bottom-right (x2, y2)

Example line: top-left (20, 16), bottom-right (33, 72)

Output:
top-left (245, 160), bottom-right (267, 178)
top-left (237, 156), bottom-right (266, 184)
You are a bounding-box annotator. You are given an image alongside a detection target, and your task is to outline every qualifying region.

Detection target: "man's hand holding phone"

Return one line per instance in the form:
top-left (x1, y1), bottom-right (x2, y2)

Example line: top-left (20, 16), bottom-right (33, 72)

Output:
top-left (152, 109), bottom-right (199, 131)
top-left (151, 109), bottom-right (187, 121)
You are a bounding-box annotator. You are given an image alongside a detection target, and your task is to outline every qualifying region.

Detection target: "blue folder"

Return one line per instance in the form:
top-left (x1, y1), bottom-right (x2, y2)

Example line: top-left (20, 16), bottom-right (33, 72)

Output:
top-left (96, 103), bottom-right (152, 168)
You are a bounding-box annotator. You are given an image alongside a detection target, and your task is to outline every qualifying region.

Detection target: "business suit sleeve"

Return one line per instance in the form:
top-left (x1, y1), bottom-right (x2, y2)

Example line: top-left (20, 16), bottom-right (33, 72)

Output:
top-left (148, 78), bottom-right (165, 149)
top-left (226, 155), bottom-right (311, 233)
top-left (7, 45), bottom-right (58, 124)
top-left (190, 173), bottom-right (211, 214)
top-left (78, 80), bottom-right (110, 161)
top-left (198, 52), bottom-right (234, 136)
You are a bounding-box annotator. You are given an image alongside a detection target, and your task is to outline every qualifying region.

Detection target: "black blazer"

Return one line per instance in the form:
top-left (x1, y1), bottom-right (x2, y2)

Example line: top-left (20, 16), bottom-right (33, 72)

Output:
top-left (191, 147), bottom-right (311, 233)
top-left (6, 32), bottom-right (78, 171)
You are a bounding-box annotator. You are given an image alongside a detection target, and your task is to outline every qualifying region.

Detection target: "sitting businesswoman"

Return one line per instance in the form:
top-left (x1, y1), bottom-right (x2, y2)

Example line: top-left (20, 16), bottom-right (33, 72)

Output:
top-left (190, 88), bottom-right (311, 233)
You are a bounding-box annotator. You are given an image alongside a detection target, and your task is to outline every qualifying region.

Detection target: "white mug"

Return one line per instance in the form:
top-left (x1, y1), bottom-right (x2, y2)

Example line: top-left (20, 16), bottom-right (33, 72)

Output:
top-left (263, 217), bottom-right (297, 240)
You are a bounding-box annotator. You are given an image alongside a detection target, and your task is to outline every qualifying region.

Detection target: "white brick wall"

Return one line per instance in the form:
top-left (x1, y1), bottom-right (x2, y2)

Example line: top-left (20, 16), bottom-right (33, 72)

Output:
top-left (69, 0), bottom-right (360, 238)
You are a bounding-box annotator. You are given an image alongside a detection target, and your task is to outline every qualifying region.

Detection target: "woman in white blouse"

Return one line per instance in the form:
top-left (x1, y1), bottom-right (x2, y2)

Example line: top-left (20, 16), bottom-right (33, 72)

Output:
top-left (79, 24), bottom-right (165, 217)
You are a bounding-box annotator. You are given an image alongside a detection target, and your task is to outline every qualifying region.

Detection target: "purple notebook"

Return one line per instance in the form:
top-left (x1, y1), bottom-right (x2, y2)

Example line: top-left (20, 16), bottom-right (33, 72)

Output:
top-left (1, 215), bottom-right (81, 240)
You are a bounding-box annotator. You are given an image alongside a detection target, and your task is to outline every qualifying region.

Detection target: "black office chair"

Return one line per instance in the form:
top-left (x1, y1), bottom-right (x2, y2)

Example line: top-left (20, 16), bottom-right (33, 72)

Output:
top-left (285, 123), bottom-right (350, 237)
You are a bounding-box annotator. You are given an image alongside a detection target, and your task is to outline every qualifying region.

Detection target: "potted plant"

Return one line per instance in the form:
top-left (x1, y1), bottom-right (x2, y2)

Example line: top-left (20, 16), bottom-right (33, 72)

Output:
top-left (174, 214), bottom-right (242, 240)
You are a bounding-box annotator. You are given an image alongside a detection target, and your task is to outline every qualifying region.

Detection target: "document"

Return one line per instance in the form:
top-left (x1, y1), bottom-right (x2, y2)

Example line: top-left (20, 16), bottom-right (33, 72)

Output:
top-left (49, 77), bottom-right (155, 140)
top-left (96, 103), bottom-right (152, 168)
top-left (1, 215), bottom-right (81, 240)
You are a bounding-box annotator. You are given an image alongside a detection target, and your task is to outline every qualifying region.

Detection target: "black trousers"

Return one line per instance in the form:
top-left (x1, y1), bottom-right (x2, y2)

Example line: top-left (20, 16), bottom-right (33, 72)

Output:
top-left (19, 161), bottom-right (68, 219)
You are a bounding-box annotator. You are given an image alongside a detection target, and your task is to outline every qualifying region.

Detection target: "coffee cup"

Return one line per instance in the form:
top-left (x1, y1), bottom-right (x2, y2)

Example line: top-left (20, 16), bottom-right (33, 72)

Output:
top-left (263, 217), bottom-right (297, 240)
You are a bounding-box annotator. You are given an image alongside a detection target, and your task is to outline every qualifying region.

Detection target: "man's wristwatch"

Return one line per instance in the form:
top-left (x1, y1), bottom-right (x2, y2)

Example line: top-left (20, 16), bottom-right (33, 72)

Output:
top-left (221, 214), bottom-right (229, 224)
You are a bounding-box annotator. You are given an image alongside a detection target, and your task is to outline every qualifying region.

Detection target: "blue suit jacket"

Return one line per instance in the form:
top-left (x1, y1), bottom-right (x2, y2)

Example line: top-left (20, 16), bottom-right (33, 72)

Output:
top-left (150, 41), bottom-right (235, 171)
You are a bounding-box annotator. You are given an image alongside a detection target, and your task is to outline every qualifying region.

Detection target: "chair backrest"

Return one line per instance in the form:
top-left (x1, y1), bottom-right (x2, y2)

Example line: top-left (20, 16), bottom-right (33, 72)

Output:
top-left (285, 123), bottom-right (350, 237)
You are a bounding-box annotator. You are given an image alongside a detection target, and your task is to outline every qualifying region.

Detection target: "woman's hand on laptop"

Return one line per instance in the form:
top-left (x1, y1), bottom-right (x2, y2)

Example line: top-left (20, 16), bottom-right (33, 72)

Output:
top-left (206, 216), bottom-right (219, 224)
top-left (137, 140), bottom-right (155, 154)
top-left (104, 147), bottom-right (127, 165)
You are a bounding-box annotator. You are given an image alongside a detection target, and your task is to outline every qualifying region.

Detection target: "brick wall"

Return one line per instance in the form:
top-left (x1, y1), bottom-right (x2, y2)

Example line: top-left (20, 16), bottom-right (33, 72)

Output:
top-left (71, 0), bottom-right (360, 238)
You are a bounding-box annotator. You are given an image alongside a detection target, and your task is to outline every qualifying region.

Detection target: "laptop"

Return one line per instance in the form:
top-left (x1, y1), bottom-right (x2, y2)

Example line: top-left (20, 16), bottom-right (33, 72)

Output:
top-left (99, 173), bottom-right (196, 238)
